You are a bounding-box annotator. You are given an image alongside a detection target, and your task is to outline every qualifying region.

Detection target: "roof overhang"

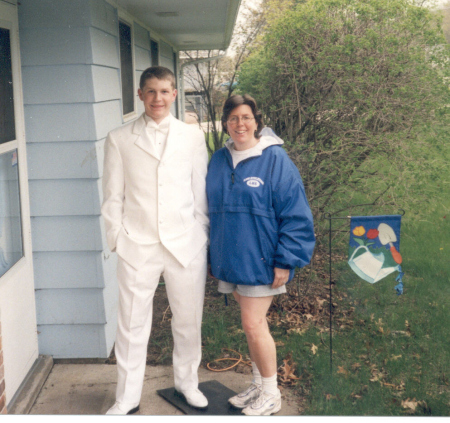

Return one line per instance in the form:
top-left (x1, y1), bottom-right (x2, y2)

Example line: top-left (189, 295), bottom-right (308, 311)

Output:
top-left (113, 0), bottom-right (242, 51)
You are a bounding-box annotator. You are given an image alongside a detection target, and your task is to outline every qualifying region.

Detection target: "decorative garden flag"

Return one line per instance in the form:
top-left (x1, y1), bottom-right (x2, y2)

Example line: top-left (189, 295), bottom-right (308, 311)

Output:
top-left (348, 215), bottom-right (404, 295)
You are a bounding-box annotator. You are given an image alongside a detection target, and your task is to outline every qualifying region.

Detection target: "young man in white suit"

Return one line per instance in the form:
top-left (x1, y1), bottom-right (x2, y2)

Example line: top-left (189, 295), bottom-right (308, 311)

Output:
top-left (102, 66), bottom-right (209, 414)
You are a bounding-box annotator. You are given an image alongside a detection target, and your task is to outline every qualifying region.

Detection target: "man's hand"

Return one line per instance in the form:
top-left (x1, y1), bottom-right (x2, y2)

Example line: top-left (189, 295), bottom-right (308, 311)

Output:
top-left (272, 267), bottom-right (290, 289)
top-left (207, 264), bottom-right (215, 279)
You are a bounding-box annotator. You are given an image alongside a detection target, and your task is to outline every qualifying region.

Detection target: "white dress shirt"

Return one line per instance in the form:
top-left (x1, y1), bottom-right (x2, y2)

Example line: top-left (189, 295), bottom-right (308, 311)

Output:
top-left (144, 114), bottom-right (170, 159)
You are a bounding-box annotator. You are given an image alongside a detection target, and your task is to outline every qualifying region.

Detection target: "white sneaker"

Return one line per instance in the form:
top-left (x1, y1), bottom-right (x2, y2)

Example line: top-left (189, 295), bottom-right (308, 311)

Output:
top-left (106, 402), bottom-right (140, 415)
top-left (228, 383), bottom-right (261, 408)
top-left (242, 389), bottom-right (282, 416)
top-left (176, 388), bottom-right (208, 409)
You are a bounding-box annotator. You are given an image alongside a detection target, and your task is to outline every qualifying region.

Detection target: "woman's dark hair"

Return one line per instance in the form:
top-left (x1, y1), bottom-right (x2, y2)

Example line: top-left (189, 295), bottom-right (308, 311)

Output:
top-left (221, 94), bottom-right (264, 138)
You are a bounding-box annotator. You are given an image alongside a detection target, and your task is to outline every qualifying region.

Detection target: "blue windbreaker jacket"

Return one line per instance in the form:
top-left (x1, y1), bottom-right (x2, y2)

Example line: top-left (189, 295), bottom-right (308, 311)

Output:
top-left (206, 129), bottom-right (315, 286)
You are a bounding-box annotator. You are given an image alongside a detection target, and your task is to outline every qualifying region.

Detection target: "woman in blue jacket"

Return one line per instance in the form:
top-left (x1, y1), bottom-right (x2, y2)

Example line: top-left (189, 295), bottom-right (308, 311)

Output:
top-left (206, 94), bottom-right (315, 416)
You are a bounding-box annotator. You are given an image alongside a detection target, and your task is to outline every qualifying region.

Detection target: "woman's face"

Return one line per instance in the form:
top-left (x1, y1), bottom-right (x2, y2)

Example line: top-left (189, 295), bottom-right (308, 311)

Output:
top-left (225, 104), bottom-right (258, 151)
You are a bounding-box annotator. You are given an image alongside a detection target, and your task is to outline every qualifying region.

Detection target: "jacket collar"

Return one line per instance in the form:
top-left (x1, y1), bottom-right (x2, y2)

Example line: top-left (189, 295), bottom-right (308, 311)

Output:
top-left (225, 127), bottom-right (284, 155)
top-left (133, 113), bottom-right (184, 161)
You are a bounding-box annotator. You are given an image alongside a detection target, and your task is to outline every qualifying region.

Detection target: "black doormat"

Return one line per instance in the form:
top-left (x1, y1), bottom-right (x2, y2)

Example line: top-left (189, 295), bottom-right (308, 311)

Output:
top-left (157, 380), bottom-right (242, 415)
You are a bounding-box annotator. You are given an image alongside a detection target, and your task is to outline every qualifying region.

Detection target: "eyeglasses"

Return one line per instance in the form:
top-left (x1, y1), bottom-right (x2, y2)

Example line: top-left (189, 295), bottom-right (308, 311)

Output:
top-left (227, 116), bottom-right (255, 125)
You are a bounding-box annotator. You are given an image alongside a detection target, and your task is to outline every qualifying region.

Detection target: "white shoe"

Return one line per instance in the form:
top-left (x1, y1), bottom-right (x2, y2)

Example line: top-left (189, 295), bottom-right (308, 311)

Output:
top-left (106, 402), bottom-right (140, 415)
top-left (242, 389), bottom-right (282, 416)
top-left (228, 383), bottom-right (261, 408)
top-left (176, 388), bottom-right (208, 409)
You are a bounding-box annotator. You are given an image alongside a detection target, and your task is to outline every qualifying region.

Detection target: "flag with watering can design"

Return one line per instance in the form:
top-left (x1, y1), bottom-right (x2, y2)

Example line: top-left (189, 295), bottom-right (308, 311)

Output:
top-left (348, 215), bottom-right (404, 295)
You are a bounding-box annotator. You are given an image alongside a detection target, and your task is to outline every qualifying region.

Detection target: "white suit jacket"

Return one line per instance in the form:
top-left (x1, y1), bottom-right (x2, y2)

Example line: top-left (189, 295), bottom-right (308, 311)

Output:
top-left (101, 113), bottom-right (209, 269)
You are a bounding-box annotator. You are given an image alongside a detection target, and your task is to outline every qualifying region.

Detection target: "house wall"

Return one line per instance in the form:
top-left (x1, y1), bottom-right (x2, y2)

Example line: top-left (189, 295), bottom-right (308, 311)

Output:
top-left (159, 41), bottom-right (179, 116)
top-left (134, 22), bottom-right (152, 98)
top-left (18, 0), bottom-right (177, 358)
top-left (160, 41), bottom-right (175, 73)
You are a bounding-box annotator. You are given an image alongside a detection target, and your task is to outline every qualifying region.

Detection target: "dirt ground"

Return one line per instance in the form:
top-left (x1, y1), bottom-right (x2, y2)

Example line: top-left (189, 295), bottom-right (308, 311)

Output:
top-left (104, 258), bottom-right (337, 415)
top-left (106, 257), bottom-right (335, 370)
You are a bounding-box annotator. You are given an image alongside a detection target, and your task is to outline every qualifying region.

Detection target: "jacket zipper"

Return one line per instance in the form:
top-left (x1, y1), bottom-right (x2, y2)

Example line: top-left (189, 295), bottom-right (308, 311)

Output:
top-left (225, 146), bottom-right (267, 186)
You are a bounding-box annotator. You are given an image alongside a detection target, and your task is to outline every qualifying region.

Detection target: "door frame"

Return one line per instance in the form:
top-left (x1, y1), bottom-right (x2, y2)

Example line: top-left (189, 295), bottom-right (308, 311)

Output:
top-left (0, 0), bottom-right (39, 404)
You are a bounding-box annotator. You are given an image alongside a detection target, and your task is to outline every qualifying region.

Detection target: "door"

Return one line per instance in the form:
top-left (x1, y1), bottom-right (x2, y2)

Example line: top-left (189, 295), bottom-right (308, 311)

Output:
top-left (0, 0), bottom-right (38, 404)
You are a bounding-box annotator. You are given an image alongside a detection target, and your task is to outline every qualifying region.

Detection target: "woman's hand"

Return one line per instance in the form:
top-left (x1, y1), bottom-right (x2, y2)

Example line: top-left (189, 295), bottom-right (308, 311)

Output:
top-left (272, 267), bottom-right (290, 289)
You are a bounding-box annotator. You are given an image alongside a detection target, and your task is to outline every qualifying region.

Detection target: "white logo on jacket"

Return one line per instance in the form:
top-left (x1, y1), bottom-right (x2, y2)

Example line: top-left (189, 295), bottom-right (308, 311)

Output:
top-left (244, 177), bottom-right (264, 187)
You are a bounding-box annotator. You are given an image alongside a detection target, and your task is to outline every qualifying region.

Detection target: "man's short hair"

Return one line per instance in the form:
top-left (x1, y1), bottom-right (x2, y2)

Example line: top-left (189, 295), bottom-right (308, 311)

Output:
top-left (139, 66), bottom-right (176, 90)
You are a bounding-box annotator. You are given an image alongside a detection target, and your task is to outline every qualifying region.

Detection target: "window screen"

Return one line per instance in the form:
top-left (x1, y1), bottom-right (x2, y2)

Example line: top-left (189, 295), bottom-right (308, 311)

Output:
top-left (119, 21), bottom-right (134, 115)
top-left (0, 27), bottom-right (16, 144)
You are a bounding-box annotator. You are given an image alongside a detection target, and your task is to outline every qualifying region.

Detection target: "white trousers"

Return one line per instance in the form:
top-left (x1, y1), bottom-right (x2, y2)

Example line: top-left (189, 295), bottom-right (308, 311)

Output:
top-left (114, 243), bottom-right (207, 407)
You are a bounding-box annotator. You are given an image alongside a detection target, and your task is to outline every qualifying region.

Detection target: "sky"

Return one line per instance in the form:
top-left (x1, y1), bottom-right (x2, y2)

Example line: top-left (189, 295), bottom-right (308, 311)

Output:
top-left (426, 0), bottom-right (449, 8)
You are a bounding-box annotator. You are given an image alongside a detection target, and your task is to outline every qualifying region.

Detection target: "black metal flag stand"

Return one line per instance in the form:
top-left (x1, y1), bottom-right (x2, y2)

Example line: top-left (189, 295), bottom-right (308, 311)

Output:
top-left (323, 207), bottom-right (405, 375)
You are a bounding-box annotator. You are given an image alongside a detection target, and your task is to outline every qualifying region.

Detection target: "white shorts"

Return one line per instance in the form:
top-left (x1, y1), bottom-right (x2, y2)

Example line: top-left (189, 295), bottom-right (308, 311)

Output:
top-left (218, 280), bottom-right (287, 297)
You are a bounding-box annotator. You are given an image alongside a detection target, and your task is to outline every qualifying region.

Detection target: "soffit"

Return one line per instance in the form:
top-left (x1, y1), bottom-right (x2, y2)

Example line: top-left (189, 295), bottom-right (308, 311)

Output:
top-left (114, 0), bottom-right (241, 50)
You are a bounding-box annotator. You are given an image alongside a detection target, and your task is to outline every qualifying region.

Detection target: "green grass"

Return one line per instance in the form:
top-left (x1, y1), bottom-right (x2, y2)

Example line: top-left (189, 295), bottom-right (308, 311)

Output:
top-left (204, 131), bottom-right (225, 158)
top-left (301, 139), bottom-right (450, 415)
top-left (302, 201), bottom-right (450, 415)
top-left (201, 290), bottom-right (246, 364)
top-left (200, 133), bottom-right (450, 415)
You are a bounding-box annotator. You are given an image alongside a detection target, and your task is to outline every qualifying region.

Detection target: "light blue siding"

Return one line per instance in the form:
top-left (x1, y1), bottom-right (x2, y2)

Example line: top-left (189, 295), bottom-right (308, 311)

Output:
top-left (24, 104), bottom-right (97, 143)
top-left (88, 0), bottom-right (118, 35)
top-left (135, 46), bottom-right (152, 71)
top-left (27, 141), bottom-right (102, 180)
top-left (90, 28), bottom-right (119, 67)
top-left (22, 65), bottom-right (121, 105)
top-left (20, 27), bottom-right (118, 69)
top-left (20, 28), bottom-right (92, 66)
top-left (160, 41), bottom-right (174, 63)
top-left (23, 101), bottom-right (120, 146)
top-left (93, 101), bottom-right (123, 140)
top-left (36, 289), bottom-right (106, 325)
top-left (18, 0), bottom-right (91, 29)
top-left (160, 56), bottom-right (175, 72)
top-left (31, 216), bottom-right (103, 252)
top-left (37, 324), bottom-right (109, 358)
top-left (34, 252), bottom-right (104, 289)
top-left (134, 23), bottom-right (150, 50)
top-left (134, 22), bottom-right (152, 92)
top-left (158, 41), bottom-right (176, 114)
top-left (22, 65), bottom-right (95, 105)
top-left (92, 66), bottom-right (121, 102)
top-left (19, 0), bottom-right (123, 359)
top-left (29, 179), bottom-right (101, 216)
top-left (18, 0), bottom-right (178, 359)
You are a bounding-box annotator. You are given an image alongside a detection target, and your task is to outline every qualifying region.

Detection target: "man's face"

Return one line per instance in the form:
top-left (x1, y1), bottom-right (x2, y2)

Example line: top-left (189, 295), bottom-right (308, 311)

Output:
top-left (138, 77), bottom-right (177, 123)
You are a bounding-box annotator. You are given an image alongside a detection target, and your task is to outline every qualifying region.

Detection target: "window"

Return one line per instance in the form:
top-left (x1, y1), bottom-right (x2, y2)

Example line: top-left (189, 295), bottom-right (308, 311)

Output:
top-left (151, 39), bottom-right (159, 66)
top-left (119, 21), bottom-right (135, 116)
top-left (0, 150), bottom-right (23, 277)
top-left (0, 26), bottom-right (24, 277)
top-left (0, 27), bottom-right (15, 144)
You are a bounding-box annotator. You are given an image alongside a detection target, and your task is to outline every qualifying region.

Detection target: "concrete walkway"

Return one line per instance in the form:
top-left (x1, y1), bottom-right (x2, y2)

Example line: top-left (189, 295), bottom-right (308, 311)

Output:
top-left (28, 363), bottom-right (302, 416)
